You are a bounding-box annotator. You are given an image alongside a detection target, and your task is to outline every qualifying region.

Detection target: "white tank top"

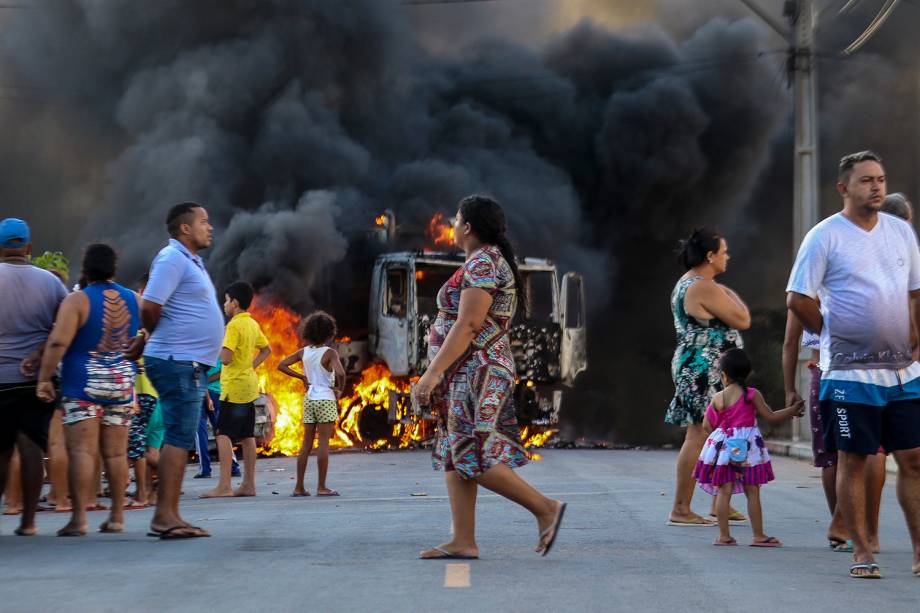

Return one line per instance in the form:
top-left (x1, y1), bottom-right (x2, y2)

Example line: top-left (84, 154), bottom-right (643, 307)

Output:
top-left (302, 346), bottom-right (336, 401)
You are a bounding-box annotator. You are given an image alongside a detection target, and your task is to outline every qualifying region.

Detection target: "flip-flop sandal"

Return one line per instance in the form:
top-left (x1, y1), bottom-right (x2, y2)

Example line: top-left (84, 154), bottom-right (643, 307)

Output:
top-left (98, 521), bottom-right (123, 533)
top-left (13, 527), bottom-right (38, 536)
top-left (830, 539), bottom-right (854, 552)
top-left (57, 526), bottom-right (88, 537)
top-left (36, 503), bottom-right (56, 513)
top-left (316, 490), bottom-right (340, 497)
top-left (419, 546), bottom-right (479, 560)
top-left (85, 503), bottom-right (110, 511)
top-left (710, 512), bottom-right (748, 524)
top-left (667, 516), bottom-right (715, 526)
top-left (850, 563), bottom-right (882, 579)
top-left (290, 491), bottom-right (311, 497)
top-left (912, 564), bottom-right (920, 577)
top-left (751, 537), bottom-right (783, 548)
top-left (124, 501), bottom-right (148, 510)
top-left (713, 538), bottom-right (738, 546)
top-left (539, 502), bottom-right (567, 557)
top-left (158, 525), bottom-right (211, 540)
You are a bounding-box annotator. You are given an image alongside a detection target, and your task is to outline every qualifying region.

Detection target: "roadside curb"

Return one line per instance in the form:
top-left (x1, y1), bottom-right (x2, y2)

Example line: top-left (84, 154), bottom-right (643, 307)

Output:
top-left (765, 439), bottom-right (898, 474)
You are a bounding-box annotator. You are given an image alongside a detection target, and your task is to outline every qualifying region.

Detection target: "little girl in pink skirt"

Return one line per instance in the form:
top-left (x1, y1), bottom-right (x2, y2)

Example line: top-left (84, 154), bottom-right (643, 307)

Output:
top-left (693, 348), bottom-right (804, 546)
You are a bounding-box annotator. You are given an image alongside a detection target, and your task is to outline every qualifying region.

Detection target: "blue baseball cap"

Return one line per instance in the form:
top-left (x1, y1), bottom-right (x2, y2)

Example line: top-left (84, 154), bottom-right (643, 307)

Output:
top-left (0, 218), bottom-right (30, 248)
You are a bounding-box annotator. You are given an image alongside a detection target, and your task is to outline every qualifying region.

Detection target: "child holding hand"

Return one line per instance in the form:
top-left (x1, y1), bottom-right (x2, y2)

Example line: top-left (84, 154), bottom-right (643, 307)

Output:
top-left (693, 348), bottom-right (805, 547)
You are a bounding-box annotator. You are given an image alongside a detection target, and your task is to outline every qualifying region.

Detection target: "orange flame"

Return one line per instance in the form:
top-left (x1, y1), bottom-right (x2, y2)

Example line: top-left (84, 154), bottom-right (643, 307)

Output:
top-left (375, 215), bottom-right (388, 227)
top-left (250, 299), bottom-right (556, 456)
top-left (427, 212), bottom-right (454, 248)
top-left (250, 300), bottom-right (431, 454)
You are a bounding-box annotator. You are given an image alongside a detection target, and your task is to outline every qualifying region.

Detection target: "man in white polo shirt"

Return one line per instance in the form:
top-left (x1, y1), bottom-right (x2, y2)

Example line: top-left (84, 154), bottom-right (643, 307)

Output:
top-left (788, 151), bottom-right (920, 579)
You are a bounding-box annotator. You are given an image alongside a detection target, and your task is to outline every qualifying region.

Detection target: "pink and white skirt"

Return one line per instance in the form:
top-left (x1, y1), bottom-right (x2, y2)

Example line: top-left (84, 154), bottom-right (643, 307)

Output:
top-left (693, 426), bottom-right (774, 495)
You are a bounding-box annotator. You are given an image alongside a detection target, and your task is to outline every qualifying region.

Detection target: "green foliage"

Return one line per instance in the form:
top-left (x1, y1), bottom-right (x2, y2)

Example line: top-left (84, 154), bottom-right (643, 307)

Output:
top-left (30, 251), bottom-right (70, 281)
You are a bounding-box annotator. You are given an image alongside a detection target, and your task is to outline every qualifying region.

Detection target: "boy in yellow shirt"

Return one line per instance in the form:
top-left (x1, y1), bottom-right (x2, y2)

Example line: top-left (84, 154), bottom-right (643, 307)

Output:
top-left (200, 282), bottom-right (270, 498)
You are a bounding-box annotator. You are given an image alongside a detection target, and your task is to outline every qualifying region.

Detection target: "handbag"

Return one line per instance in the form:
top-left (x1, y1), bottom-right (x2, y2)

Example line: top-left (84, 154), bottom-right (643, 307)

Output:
top-left (726, 437), bottom-right (749, 464)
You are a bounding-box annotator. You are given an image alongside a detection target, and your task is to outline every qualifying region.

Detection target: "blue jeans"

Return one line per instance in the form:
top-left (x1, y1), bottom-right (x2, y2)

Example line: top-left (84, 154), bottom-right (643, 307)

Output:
top-left (196, 390), bottom-right (239, 475)
top-left (144, 356), bottom-right (207, 450)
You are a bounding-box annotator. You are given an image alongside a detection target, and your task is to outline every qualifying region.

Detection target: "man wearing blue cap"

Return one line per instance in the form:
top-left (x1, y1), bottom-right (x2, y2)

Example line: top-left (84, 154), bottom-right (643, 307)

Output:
top-left (0, 218), bottom-right (68, 535)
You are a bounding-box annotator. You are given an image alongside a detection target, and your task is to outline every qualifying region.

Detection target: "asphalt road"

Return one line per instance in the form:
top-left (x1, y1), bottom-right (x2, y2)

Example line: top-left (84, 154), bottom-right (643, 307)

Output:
top-left (2, 449), bottom-right (919, 612)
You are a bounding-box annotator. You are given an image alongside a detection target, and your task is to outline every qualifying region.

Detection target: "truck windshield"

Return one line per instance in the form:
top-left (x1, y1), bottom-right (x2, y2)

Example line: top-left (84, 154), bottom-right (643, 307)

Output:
top-left (525, 270), bottom-right (555, 322)
top-left (415, 264), bottom-right (457, 318)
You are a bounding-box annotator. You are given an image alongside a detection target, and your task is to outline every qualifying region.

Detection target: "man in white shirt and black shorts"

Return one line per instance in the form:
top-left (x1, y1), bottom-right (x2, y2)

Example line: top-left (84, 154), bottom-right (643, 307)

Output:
top-left (788, 150), bottom-right (920, 579)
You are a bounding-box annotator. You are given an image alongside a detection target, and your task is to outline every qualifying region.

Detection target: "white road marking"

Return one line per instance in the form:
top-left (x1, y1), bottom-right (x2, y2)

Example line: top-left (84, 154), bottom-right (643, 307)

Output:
top-left (444, 563), bottom-right (470, 588)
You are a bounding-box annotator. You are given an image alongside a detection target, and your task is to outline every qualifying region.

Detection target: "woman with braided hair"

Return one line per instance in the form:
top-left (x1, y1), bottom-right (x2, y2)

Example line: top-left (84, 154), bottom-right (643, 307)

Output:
top-left (413, 195), bottom-right (565, 559)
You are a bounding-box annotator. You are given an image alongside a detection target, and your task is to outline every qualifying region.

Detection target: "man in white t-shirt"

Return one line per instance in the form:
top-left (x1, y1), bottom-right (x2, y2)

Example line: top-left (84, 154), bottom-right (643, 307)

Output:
top-left (787, 150), bottom-right (920, 579)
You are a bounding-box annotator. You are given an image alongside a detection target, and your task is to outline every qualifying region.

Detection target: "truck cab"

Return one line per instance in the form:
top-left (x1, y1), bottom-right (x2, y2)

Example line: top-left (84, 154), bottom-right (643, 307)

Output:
top-left (364, 251), bottom-right (586, 425)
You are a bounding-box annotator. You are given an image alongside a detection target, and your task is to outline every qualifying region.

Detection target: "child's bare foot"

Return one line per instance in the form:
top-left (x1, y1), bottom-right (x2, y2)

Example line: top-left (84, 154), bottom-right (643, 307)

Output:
top-left (233, 485), bottom-right (256, 497)
top-left (199, 487), bottom-right (234, 498)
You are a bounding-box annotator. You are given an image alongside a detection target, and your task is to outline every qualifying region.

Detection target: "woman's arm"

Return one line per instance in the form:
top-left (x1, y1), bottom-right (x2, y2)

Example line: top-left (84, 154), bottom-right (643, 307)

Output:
top-left (36, 293), bottom-right (87, 402)
top-left (413, 287), bottom-right (492, 402)
top-left (753, 390), bottom-right (804, 425)
top-left (689, 279), bottom-right (751, 330)
top-left (277, 349), bottom-right (306, 382)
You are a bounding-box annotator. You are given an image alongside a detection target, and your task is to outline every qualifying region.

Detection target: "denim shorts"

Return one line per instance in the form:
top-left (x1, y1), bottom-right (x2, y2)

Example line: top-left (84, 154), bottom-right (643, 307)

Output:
top-left (144, 356), bottom-right (208, 450)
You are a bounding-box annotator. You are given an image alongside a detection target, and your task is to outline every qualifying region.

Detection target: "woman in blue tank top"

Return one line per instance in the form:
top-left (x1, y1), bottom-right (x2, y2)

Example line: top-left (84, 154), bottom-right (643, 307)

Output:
top-left (37, 244), bottom-right (140, 536)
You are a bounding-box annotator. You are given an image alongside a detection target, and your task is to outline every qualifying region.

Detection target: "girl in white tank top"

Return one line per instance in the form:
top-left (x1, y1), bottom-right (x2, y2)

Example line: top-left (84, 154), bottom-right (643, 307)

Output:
top-left (302, 345), bottom-right (336, 401)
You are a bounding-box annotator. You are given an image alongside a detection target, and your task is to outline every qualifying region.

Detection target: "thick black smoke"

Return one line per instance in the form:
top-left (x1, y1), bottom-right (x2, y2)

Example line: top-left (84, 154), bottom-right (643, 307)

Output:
top-left (6, 1), bottom-right (910, 442)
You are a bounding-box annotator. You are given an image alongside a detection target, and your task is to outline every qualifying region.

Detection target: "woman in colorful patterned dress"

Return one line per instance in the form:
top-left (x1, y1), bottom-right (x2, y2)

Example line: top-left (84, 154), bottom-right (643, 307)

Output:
top-left (414, 195), bottom-right (566, 559)
top-left (666, 228), bottom-right (749, 526)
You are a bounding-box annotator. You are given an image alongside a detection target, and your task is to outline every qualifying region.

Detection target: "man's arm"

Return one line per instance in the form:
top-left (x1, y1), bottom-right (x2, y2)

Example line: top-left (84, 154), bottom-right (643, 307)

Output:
top-left (787, 292), bottom-right (823, 335)
top-left (124, 300), bottom-right (163, 361)
top-left (911, 289), bottom-right (920, 359)
top-left (782, 309), bottom-right (805, 406)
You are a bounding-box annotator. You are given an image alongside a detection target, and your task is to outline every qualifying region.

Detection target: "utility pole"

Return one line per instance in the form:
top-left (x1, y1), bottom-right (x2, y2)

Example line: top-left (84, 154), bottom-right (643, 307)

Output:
top-left (739, 0), bottom-right (816, 442)
top-left (788, 0), bottom-right (819, 254)
top-left (788, 0), bottom-right (819, 443)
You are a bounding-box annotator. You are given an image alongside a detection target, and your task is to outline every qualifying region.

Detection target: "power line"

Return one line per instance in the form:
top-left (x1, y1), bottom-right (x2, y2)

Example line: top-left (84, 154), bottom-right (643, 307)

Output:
top-left (402, 0), bottom-right (504, 4)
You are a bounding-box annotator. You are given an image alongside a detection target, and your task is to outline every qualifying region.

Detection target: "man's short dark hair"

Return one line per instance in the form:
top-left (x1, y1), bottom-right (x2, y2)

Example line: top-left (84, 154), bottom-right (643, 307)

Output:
top-left (82, 243), bottom-right (117, 283)
top-left (300, 311), bottom-right (337, 346)
top-left (838, 150), bottom-right (883, 184)
top-left (225, 281), bottom-right (255, 310)
top-left (166, 202), bottom-right (203, 238)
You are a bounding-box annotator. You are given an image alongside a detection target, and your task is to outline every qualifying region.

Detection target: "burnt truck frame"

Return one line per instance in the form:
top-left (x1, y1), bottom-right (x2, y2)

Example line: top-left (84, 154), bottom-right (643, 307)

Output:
top-left (335, 251), bottom-right (586, 426)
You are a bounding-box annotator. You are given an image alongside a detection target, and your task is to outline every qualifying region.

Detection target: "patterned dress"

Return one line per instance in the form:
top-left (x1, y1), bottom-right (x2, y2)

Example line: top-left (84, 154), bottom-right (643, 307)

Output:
top-left (666, 276), bottom-right (743, 427)
top-left (428, 246), bottom-right (528, 479)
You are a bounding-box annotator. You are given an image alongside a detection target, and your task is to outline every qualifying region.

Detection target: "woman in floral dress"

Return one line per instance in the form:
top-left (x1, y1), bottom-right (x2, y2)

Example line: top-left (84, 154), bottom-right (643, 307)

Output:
top-left (666, 228), bottom-right (749, 526)
top-left (414, 195), bottom-right (566, 559)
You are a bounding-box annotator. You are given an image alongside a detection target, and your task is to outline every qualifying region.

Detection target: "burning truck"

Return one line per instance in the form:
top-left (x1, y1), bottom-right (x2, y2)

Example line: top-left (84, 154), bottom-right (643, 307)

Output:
top-left (251, 212), bottom-right (586, 455)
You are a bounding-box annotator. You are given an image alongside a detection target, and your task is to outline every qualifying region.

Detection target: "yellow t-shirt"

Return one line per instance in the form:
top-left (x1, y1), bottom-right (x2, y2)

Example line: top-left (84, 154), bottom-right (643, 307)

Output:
top-left (220, 312), bottom-right (269, 403)
top-left (135, 358), bottom-right (158, 398)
